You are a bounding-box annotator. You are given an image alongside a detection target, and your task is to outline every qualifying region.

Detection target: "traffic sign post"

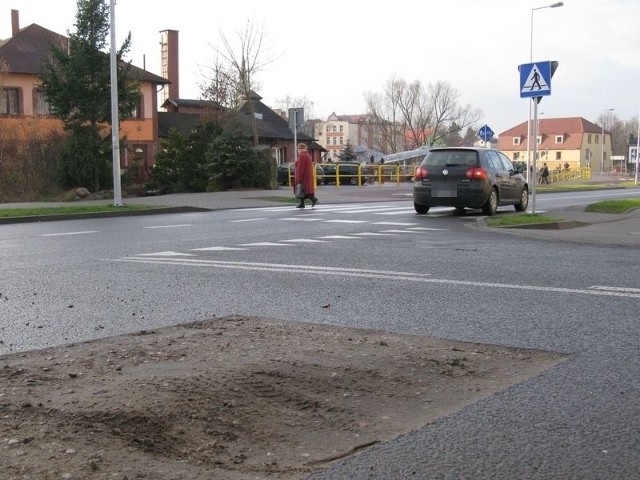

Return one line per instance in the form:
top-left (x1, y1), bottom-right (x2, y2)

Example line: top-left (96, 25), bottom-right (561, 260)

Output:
top-left (478, 124), bottom-right (494, 146)
top-left (519, 61), bottom-right (552, 99)
top-left (518, 60), bottom-right (558, 215)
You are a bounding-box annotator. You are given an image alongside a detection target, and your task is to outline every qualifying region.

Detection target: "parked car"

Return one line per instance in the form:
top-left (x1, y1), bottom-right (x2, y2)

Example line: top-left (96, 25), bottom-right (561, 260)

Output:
top-left (322, 161), bottom-right (367, 185)
top-left (513, 161), bottom-right (528, 174)
top-left (412, 147), bottom-right (529, 216)
top-left (277, 162), bottom-right (324, 186)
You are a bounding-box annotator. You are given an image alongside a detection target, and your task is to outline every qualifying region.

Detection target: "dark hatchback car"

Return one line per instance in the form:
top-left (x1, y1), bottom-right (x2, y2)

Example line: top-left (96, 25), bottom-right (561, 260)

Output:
top-left (277, 162), bottom-right (324, 186)
top-left (322, 161), bottom-right (367, 185)
top-left (413, 147), bottom-right (529, 215)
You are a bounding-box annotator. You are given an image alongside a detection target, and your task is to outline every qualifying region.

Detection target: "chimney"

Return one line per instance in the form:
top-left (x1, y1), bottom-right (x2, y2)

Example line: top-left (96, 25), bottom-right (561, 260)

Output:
top-left (159, 29), bottom-right (179, 106)
top-left (11, 9), bottom-right (19, 36)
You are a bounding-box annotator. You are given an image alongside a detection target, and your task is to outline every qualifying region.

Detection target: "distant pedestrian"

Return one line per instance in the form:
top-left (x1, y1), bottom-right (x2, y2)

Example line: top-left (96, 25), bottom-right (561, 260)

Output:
top-left (541, 162), bottom-right (549, 184)
top-left (294, 143), bottom-right (318, 209)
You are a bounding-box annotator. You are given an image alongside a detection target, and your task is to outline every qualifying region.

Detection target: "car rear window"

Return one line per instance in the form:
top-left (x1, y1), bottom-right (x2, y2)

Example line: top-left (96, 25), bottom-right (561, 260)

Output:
top-left (423, 150), bottom-right (477, 167)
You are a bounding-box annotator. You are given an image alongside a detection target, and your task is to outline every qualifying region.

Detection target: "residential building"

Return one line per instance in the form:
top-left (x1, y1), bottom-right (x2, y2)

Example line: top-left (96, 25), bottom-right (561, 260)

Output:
top-left (498, 117), bottom-right (612, 172)
top-left (0, 10), bottom-right (169, 177)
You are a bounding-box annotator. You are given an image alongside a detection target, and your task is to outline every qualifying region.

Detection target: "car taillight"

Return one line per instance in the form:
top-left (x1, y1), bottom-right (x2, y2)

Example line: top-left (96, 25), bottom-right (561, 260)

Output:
top-left (465, 167), bottom-right (488, 180)
top-left (415, 166), bottom-right (429, 180)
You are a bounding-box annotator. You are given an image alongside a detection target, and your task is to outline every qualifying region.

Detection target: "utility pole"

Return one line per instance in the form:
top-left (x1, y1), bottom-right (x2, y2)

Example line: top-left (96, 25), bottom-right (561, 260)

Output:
top-left (110, 0), bottom-right (122, 206)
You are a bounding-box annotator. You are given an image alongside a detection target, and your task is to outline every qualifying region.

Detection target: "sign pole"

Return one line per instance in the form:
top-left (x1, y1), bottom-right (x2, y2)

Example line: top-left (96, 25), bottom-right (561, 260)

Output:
top-left (531, 100), bottom-right (538, 214)
top-left (635, 109), bottom-right (640, 186)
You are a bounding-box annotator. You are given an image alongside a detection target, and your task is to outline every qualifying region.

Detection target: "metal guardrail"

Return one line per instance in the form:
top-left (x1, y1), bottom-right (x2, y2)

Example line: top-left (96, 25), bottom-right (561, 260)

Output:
top-left (283, 163), bottom-right (418, 188)
top-left (548, 167), bottom-right (591, 183)
top-left (283, 163), bottom-right (592, 189)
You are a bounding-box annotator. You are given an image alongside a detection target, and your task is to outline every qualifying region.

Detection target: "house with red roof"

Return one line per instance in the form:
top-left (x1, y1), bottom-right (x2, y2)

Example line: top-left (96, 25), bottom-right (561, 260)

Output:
top-left (0, 10), bottom-right (169, 177)
top-left (498, 117), bottom-right (613, 173)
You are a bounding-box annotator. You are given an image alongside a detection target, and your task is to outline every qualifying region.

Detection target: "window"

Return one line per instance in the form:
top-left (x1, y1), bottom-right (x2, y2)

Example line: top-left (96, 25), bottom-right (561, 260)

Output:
top-left (513, 152), bottom-right (520, 160)
top-left (536, 136), bottom-right (542, 145)
top-left (339, 137), bottom-right (343, 145)
top-left (0, 88), bottom-right (19, 116)
top-left (595, 136), bottom-right (599, 144)
top-left (123, 97), bottom-right (142, 119)
top-left (339, 125), bottom-right (343, 132)
top-left (498, 152), bottom-right (515, 171)
top-left (555, 152), bottom-right (562, 160)
top-left (513, 137), bottom-right (520, 145)
top-left (555, 135), bottom-right (564, 144)
top-left (588, 134), bottom-right (592, 143)
top-left (33, 90), bottom-right (53, 116)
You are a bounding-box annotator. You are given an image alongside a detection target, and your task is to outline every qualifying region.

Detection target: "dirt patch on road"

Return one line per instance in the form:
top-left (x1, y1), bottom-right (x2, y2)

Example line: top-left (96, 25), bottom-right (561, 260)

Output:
top-left (0, 316), bottom-right (566, 479)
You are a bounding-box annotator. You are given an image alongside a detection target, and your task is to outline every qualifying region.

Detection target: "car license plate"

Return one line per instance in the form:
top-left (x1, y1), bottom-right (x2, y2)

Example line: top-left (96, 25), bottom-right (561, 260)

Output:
top-left (433, 187), bottom-right (457, 197)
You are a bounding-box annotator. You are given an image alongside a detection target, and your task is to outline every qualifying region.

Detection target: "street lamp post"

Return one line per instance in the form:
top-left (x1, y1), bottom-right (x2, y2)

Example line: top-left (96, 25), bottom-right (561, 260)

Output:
top-left (600, 108), bottom-right (614, 174)
top-left (526, 2), bottom-right (564, 185)
top-left (109, 0), bottom-right (122, 206)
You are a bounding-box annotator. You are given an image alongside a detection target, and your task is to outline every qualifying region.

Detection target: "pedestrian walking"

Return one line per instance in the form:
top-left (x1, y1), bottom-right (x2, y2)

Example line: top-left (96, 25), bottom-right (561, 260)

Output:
top-left (541, 162), bottom-right (550, 184)
top-left (294, 143), bottom-right (318, 209)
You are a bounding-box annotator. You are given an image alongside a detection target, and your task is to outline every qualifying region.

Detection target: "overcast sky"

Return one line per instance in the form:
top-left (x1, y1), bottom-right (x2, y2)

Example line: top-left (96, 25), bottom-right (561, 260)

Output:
top-left (2, 0), bottom-right (639, 136)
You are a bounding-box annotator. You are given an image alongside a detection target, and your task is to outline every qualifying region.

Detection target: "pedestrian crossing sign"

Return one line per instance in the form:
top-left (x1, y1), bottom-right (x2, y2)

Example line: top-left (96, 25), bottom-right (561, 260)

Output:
top-left (519, 61), bottom-right (552, 98)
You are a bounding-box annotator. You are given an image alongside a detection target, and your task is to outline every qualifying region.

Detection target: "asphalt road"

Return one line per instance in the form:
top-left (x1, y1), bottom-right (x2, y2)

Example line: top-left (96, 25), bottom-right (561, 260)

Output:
top-left (1, 194), bottom-right (639, 479)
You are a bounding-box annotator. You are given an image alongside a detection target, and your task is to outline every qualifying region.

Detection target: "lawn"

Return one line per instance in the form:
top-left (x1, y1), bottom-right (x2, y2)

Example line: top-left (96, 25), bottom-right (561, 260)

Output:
top-left (0, 204), bottom-right (157, 218)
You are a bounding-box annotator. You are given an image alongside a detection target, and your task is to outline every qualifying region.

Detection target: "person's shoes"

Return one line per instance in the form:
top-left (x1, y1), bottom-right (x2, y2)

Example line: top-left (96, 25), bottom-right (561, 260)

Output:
top-left (296, 203), bottom-right (305, 209)
top-left (311, 198), bottom-right (318, 207)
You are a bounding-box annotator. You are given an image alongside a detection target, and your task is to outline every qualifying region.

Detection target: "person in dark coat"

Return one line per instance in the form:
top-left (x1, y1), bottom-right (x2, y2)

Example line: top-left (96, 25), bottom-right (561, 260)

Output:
top-left (294, 143), bottom-right (318, 209)
top-left (541, 162), bottom-right (550, 184)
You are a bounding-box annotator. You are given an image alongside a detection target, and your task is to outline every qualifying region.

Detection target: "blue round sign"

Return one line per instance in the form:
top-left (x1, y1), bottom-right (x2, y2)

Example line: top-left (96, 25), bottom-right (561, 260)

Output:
top-left (478, 125), bottom-right (494, 142)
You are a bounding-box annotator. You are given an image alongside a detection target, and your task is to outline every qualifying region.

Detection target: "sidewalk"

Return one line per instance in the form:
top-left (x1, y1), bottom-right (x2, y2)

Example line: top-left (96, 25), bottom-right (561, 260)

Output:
top-left (1, 180), bottom-right (639, 247)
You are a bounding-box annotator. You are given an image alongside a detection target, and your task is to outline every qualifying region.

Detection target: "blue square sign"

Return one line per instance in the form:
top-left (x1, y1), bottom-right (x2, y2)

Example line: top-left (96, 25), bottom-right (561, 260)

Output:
top-left (520, 61), bottom-right (552, 98)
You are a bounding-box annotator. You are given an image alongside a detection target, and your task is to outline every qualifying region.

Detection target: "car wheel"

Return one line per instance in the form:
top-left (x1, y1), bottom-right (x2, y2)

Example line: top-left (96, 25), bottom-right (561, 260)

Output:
top-left (482, 188), bottom-right (498, 216)
top-left (414, 202), bottom-right (430, 214)
top-left (514, 187), bottom-right (529, 212)
top-left (454, 207), bottom-right (466, 215)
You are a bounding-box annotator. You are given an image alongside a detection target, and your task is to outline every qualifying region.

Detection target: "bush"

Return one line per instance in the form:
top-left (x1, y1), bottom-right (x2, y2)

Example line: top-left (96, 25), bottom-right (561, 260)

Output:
top-left (206, 131), bottom-right (262, 191)
top-left (0, 118), bottom-right (64, 201)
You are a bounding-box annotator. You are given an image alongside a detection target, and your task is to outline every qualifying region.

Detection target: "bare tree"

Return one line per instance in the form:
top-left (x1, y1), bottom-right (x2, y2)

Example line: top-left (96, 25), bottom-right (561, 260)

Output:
top-left (198, 54), bottom-right (237, 122)
top-left (275, 94), bottom-right (316, 121)
top-left (366, 76), bottom-right (482, 152)
top-left (365, 76), bottom-right (406, 154)
top-left (214, 19), bottom-right (273, 146)
top-left (426, 81), bottom-right (482, 146)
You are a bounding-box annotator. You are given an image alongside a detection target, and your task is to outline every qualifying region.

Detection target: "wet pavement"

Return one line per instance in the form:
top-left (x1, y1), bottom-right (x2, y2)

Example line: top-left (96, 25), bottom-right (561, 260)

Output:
top-left (1, 177), bottom-right (639, 247)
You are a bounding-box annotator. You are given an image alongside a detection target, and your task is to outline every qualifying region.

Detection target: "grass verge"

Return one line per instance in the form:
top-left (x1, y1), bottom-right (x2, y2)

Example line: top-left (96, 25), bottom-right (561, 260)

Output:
top-left (0, 204), bottom-right (158, 218)
top-left (585, 198), bottom-right (640, 214)
top-left (485, 213), bottom-right (562, 227)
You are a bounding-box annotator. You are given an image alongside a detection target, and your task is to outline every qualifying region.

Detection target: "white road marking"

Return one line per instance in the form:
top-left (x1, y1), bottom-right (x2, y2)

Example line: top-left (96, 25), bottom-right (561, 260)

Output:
top-left (281, 239), bottom-right (328, 243)
top-left (590, 286), bottom-right (640, 293)
top-left (38, 231), bottom-right (99, 237)
top-left (373, 222), bottom-right (417, 226)
top-left (380, 229), bottom-right (421, 234)
top-left (228, 218), bottom-right (267, 223)
top-left (110, 258), bottom-right (640, 299)
top-left (281, 217), bottom-right (324, 222)
top-left (137, 251), bottom-right (196, 256)
top-left (354, 232), bottom-right (396, 236)
top-left (238, 242), bottom-right (293, 247)
top-left (191, 247), bottom-right (248, 251)
top-left (324, 219), bottom-right (369, 224)
top-left (317, 235), bottom-right (362, 239)
top-left (375, 209), bottom-right (420, 215)
top-left (408, 227), bottom-right (447, 231)
top-left (143, 224), bottom-right (193, 229)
